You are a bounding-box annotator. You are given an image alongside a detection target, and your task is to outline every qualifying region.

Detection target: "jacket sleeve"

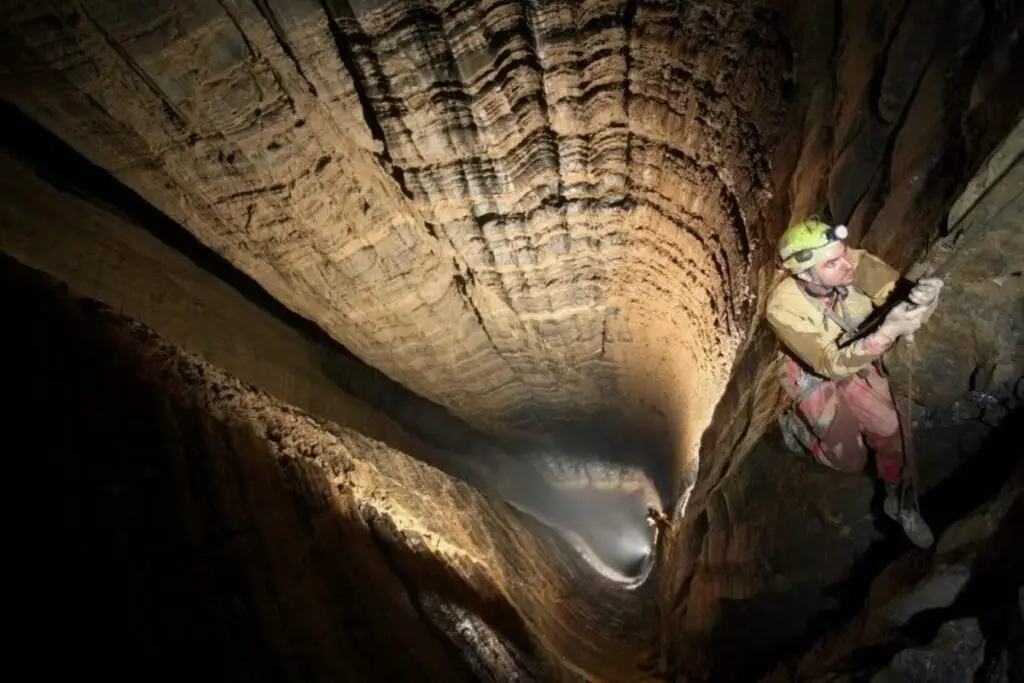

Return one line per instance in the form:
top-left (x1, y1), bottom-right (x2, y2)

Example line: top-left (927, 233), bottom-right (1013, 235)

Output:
top-left (766, 299), bottom-right (882, 380)
top-left (849, 248), bottom-right (899, 306)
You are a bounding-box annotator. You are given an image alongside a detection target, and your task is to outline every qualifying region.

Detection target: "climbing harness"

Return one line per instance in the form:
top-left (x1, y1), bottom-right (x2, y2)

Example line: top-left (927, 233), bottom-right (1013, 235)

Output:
top-left (777, 283), bottom-right (864, 455)
top-left (797, 282), bottom-right (878, 380)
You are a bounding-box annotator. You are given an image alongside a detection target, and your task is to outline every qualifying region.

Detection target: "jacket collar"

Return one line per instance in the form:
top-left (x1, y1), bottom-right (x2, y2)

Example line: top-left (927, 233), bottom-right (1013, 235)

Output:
top-left (796, 277), bottom-right (848, 301)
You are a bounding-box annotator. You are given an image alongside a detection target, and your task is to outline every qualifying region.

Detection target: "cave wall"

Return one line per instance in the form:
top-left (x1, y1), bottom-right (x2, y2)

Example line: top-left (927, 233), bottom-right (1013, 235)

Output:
top-left (0, 143), bottom-right (439, 463)
top-left (2, 254), bottom-right (672, 683)
top-left (0, 120), bottom-right (535, 493)
top-left (884, 120), bottom-right (1023, 490)
top-left (3, 258), bottom-right (503, 683)
top-left (1, 0), bottom-right (1018, 517)
top-left (0, 1), bottom-right (1021, 682)
top-left (762, 439), bottom-right (1023, 683)
top-left (4, 238), bottom-right (1019, 683)
top-left (775, 0), bottom-right (1023, 271)
top-left (0, 112), bottom-right (667, 583)
top-left (0, 0), bottom-right (797, 493)
top-left (654, 3), bottom-right (1023, 678)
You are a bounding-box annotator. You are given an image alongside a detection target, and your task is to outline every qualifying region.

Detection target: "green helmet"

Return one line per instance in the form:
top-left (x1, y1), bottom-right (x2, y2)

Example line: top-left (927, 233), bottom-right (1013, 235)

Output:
top-left (779, 219), bottom-right (849, 273)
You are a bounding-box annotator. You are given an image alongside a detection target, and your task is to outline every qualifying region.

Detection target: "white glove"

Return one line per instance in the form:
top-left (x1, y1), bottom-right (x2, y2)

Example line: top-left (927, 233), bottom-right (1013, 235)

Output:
top-left (908, 277), bottom-right (944, 309)
top-left (880, 301), bottom-right (929, 339)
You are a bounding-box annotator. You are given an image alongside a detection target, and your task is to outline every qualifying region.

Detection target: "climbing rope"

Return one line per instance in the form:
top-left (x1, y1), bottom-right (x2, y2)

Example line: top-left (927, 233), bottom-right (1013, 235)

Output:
top-left (878, 177), bottom-right (1024, 520)
top-left (897, 336), bottom-right (922, 518)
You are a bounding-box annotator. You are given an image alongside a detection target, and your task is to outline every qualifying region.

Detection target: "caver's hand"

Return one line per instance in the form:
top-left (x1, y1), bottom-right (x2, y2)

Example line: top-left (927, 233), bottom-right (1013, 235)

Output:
top-left (908, 277), bottom-right (944, 309)
top-left (880, 301), bottom-right (930, 339)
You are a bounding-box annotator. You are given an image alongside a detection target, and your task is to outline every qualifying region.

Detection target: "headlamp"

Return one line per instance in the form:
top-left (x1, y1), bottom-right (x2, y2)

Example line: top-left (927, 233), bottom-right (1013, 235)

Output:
top-left (827, 224), bottom-right (849, 241)
top-left (792, 224), bottom-right (848, 264)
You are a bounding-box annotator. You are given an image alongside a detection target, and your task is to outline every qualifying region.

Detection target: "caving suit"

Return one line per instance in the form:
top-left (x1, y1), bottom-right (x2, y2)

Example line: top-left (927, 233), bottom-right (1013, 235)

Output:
top-left (765, 249), bottom-right (913, 483)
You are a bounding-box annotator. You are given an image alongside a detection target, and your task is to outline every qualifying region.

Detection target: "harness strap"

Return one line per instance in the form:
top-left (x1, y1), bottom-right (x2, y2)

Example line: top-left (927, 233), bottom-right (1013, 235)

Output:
top-left (787, 284), bottom-right (877, 394)
top-left (798, 284), bottom-right (858, 336)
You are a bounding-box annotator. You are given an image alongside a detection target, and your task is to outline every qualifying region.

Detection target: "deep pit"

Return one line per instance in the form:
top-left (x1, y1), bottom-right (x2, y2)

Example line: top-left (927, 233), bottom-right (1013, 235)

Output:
top-left (1, 1), bottom-right (1022, 681)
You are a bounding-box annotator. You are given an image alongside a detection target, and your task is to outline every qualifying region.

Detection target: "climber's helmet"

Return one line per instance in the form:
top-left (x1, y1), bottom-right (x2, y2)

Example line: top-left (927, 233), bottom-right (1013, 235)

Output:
top-left (778, 219), bottom-right (849, 274)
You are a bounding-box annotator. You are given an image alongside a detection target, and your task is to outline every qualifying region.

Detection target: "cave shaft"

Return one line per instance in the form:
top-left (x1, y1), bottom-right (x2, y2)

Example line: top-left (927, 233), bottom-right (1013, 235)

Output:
top-left (0, 0), bottom-right (784, 499)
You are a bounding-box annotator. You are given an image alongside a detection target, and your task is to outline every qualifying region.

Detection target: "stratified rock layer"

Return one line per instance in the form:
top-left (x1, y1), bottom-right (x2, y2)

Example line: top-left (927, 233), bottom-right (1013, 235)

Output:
top-left (0, 0), bottom-right (789, 492)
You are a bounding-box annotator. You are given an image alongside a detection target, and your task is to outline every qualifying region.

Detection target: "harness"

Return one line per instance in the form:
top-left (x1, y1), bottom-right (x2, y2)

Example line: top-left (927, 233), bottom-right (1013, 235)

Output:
top-left (787, 282), bottom-right (879, 404)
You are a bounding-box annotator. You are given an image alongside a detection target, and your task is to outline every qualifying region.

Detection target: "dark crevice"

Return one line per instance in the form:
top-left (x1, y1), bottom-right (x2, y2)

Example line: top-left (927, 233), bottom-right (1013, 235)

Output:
top-left (856, 28), bottom-right (940, 234)
top-left (828, 475), bottom-right (1022, 678)
top-left (453, 272), bottom-right (490, 337)
top-left (359, 512), bottom-right (477, 683)
top-left (599, 317), bottom-right (609, 359)
top-left (869, 0), bottom-right (918, 112)
top-left (622, 0), bottom-right (639, 200)
top-left (666, 509), bottom-right (709, 618)
top-left (221, 182), bottom-right (288, 202)
top-left (252, 0), bottom-right (319, 97)
top-left (318, 0), bottom-right (414, 200)
top-left (0, 99), bottom-right (328, 350)
top-left (915, 2), bottom-right (1024, 243)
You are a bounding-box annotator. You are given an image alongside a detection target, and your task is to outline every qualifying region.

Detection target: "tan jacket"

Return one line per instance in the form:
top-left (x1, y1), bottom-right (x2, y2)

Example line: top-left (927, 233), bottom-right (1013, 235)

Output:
top-left (766, 249), bottom-right (899, 380)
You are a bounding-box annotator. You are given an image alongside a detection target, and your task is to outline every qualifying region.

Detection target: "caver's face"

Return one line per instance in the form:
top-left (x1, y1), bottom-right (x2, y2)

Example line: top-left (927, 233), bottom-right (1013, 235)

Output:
top-left (806, 242), bottom-right (854, 287)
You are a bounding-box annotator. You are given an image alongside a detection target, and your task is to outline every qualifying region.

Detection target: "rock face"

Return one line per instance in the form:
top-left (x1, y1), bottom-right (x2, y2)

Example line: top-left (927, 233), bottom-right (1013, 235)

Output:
top-left (758, 442), bottom-right (1023, 683)
top-left (0, 108), bottom-right (524, 494)
top-left (0, 0), bottom-right (1022, 681)
top-left (657, 129), bottom-right (1024, 680)
top-left (1, 255), bottom-right (659, 682)
top-left (0, 0), bottom-right (797, 503)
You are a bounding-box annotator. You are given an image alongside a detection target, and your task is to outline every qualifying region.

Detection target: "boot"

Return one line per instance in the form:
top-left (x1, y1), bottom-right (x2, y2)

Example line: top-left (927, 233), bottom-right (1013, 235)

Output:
top-left (898, 505), bottom-right (934, 549)
top-left (885, 481), bottom-right (934, 549)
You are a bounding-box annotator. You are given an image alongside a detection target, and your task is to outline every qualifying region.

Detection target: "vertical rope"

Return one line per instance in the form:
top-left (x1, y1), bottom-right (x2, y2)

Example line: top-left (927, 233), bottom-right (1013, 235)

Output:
top-left (902, 337), bottom-right (921, 513)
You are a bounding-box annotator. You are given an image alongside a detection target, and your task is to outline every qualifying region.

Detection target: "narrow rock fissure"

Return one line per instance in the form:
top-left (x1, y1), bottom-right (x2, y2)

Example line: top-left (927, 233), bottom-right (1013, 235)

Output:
top-left (318, 0), bottom-right (414, 199)
top-left (622, 0), bottom-right (638, 198)
top-left (251, 0), bottom-right (319, 97)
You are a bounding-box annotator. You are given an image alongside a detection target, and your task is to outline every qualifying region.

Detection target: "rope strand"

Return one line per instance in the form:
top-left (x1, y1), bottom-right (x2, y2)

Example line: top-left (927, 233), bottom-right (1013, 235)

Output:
top-left (903, 337), bottom-right (921, 513)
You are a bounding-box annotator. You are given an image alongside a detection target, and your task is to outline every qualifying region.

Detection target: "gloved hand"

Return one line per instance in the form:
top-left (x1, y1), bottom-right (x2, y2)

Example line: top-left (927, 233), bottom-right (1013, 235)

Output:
top-left (880, 301), bottom-right (929, 339)
top-left (908, 277), bottom-right (944, 309)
